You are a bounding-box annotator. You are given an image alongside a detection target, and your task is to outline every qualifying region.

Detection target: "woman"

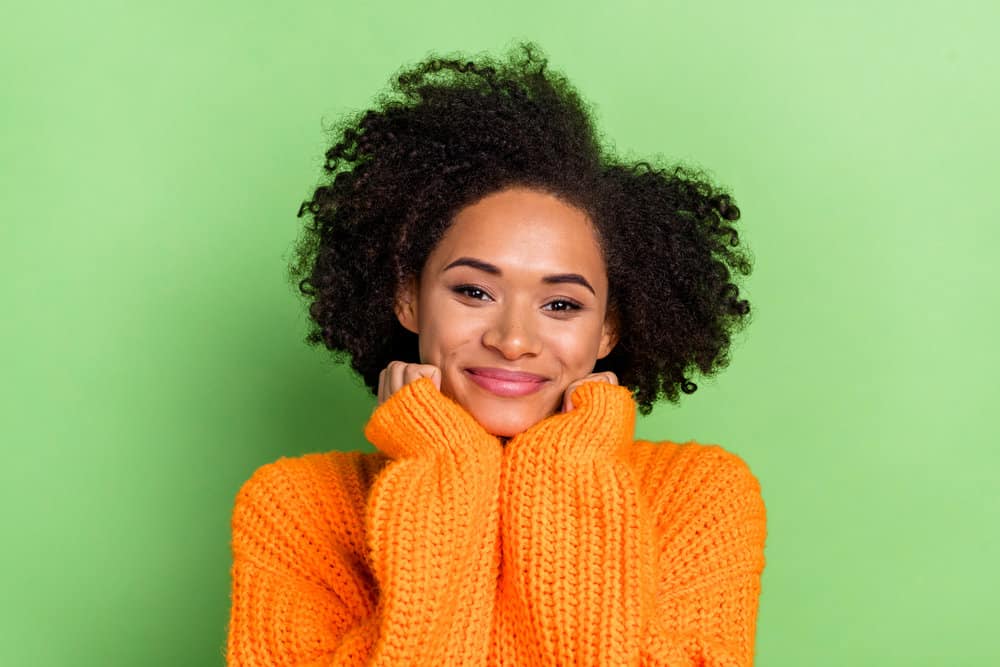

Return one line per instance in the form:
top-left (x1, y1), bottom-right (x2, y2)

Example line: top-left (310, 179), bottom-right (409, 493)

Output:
top-left (226, 43), bottom-right (766, 666)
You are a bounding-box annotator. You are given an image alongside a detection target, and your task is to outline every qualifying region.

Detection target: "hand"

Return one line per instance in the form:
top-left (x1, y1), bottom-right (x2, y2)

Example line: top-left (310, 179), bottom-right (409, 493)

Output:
top-left (377, 361), bottom-right (442, 405)
top-left (561, 371), bottom-right (618, 413)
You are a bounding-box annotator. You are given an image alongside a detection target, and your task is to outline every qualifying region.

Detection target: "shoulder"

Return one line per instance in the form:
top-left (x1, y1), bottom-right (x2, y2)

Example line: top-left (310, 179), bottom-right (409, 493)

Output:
top-left (235, 449), bottom-right (392, 507)
top-left (629, 439), bottom-right (761, 485)
top-left (230, 450), bottom-right (392, 590)
top-left (231, 450), bottom-right (392, 549)
top-left (630, 440), bottom-right (768, 586)
top-left (628, 439), bottom-right (766, 522)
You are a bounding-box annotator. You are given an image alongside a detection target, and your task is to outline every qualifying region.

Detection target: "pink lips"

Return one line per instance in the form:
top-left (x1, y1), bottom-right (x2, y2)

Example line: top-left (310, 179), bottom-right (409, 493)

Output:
top-left (465, 367), bottom-right (548, 397)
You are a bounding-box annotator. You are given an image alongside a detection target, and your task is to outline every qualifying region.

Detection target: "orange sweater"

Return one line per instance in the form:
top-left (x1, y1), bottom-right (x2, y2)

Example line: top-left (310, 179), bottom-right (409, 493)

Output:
top-left (226, 378), bottom-right (767, 666)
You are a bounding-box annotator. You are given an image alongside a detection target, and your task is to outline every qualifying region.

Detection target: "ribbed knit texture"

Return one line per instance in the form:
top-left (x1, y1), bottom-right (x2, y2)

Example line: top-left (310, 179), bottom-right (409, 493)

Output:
top-left (226, 378), bottom-right (767, 666)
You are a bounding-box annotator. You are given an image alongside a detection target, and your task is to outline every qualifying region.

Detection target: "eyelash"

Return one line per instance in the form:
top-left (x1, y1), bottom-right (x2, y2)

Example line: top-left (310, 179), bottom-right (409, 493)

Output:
top-left (453, 285), bottom-right (491, 301)
top-left (451, 285), bottom-right (583, 312)
top-left (544, 299), bottom-right (582, 312)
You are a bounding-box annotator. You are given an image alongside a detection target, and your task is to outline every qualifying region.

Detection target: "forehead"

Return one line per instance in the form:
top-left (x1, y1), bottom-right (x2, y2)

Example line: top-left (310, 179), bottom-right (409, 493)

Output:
top-left (428, 187), bottom-right (606, 280)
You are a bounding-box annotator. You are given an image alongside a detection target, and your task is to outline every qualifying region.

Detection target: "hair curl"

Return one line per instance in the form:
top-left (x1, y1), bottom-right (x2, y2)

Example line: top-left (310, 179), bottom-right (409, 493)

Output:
top-left (290, 42), bottom-right (753, 415)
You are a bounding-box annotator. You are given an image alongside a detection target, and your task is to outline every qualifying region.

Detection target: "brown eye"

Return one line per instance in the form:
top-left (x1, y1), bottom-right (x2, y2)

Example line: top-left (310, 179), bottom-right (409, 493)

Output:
top-left (453, 285), bottom-right (492, 301)
top-left (543, 299), bottom-right (582, 312)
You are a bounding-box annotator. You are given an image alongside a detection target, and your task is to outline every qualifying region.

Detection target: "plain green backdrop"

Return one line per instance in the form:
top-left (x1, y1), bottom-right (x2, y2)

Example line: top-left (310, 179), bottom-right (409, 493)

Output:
top-left (2, 0), bottom-right (998, 665)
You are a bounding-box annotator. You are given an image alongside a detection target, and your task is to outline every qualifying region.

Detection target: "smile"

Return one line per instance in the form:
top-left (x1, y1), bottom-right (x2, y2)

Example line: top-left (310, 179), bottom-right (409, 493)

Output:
top-left (464, 368), bottom-right (549, 397)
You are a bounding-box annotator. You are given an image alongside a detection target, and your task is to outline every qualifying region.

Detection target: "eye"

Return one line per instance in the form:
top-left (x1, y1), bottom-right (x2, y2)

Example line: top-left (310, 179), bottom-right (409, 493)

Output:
top-left (543, 299), bottom-right (583, 313)
top-left (452, 285), bottom-right (492, 301)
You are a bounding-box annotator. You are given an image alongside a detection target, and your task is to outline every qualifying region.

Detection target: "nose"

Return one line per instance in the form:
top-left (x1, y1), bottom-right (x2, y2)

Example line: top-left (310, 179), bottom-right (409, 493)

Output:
top-left (482, 302), bottom-right (541, 359)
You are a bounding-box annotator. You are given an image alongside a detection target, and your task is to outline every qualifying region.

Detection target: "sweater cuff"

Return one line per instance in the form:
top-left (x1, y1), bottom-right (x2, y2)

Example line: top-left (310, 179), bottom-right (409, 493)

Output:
top-left (508, 381), bottom-right (637, 463)
top-left (363, 376), bottom-right (498, 461)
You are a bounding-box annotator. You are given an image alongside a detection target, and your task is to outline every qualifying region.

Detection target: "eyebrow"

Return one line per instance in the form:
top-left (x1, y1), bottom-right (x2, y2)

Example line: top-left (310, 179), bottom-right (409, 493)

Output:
top-left (442, 256), bottom-right (596, 295)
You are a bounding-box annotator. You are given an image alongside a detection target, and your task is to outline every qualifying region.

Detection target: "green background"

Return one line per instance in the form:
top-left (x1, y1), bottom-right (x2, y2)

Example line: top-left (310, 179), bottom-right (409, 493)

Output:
top-left (3, 1), bottom-right (997, 664)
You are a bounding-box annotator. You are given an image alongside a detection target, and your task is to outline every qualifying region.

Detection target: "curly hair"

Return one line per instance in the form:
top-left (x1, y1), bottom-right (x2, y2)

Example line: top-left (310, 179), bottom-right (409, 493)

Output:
top-left (290, 42), bottom-right (752, 415)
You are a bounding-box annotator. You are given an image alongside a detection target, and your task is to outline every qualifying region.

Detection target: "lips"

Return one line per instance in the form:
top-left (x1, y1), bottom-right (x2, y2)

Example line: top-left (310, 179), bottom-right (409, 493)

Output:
top-left (465, 367), bottom-right (549, 397)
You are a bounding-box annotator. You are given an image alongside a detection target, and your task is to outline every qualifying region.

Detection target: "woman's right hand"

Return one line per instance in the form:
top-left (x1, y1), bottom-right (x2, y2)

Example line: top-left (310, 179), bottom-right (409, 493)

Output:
top-left (377, 361), bottom-right (442, 405)
top-left (368, 360), bottom-right (499, 462)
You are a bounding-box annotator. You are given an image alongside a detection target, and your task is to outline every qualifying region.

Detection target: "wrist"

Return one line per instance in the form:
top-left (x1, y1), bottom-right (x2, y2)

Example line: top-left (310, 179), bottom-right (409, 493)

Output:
top-left (509, 381), bottom-right (636, 462)
top-left (365, 377), bottom-right (500, 463)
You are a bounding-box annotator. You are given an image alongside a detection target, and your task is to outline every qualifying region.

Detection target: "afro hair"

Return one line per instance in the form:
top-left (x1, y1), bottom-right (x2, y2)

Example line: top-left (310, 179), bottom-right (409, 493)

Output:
top-left (290, 42), bottom-right (753, 414)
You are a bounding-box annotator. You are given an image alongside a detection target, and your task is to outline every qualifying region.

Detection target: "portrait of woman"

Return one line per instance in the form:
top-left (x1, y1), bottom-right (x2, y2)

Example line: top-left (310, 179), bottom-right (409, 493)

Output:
top-left (5, 0), bottom-right (997, 664)
top-left (224, 43), bottom-right (765, 666)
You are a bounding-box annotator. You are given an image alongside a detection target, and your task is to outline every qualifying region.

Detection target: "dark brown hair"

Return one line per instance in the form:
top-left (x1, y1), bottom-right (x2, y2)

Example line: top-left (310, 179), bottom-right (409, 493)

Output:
top-left (290, 43), bottom-right (752, 414)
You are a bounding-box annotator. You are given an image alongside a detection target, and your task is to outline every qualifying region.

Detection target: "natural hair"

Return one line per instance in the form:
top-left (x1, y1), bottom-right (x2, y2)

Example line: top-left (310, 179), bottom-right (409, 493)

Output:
top-left (290, 42), bottom-right (753, 415)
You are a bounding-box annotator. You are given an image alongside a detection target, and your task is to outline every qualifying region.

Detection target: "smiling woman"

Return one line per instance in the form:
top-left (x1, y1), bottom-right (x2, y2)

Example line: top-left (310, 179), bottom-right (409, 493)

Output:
top-left (225, 42), bottom-right (766, 666)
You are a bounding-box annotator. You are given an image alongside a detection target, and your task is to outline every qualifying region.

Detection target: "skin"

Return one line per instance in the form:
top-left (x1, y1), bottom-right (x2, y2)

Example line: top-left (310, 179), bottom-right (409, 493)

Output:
top-left (380, 186), bottom-right (620, 438)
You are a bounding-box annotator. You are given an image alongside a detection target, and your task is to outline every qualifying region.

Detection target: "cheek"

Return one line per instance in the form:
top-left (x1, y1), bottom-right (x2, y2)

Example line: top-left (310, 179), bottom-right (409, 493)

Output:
top-left (418, 308), bottom-right (479, 366)
top-left (546, 321), bottom-right (606, 370)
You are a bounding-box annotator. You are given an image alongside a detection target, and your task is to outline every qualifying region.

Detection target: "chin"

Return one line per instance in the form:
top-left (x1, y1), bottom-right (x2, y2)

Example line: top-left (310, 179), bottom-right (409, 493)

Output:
top-left (465, 403), bottom-right (553, 438)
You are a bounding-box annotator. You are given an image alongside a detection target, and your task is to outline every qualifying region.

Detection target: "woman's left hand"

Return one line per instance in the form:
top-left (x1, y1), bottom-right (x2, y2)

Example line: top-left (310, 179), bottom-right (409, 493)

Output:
top-left (561, 371), bottom-right (618, 413)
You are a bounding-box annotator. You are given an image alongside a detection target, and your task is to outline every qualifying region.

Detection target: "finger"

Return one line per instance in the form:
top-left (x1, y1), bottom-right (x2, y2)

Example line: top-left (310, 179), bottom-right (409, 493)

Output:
top-left (378, 362), bottom-right (446, 405)
top-left (562, 380), bottom-right (580, 413)
top-left (419, 364), bottom-right (442, 390)
top-left (403, 363), bottom-right (426, 387)
top-left (585, 372), bottom-right (615, 385)
top-left (597, 371), bottom-right (618, 385)
top-left (406, 363), bottom-right (443, 389)
top-left (389, 361), bottom-right (406, 398)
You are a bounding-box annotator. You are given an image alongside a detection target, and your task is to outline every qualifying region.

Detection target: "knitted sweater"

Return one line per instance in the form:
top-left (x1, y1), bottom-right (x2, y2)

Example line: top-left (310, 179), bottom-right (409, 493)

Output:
top-left (226, 377), bottom-right (767, 666)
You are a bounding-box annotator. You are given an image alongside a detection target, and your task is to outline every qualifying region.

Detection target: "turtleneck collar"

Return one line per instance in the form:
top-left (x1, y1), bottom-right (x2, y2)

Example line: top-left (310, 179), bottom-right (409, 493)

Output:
top-left (366, 377), bottom-right (637, 463)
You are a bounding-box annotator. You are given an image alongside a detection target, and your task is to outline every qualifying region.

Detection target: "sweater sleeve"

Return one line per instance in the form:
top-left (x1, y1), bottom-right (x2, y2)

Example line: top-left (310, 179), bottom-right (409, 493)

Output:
top-left (498, 381), bottom-right (767, 666)
top-left (226, 377), bottom-right (503, 666)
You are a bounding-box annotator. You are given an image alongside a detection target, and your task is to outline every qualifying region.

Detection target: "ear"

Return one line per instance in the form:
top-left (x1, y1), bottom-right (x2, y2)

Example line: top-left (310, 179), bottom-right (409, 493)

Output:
top-left (394, 277), bottom-right (420, 334)
top-left (596, 310), bottom-right (619, 360)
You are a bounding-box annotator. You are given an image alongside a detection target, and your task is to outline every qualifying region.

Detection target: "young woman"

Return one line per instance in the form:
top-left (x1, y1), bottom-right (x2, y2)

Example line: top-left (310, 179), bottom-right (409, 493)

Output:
top-left (226, 43), bottom-right (766, 666)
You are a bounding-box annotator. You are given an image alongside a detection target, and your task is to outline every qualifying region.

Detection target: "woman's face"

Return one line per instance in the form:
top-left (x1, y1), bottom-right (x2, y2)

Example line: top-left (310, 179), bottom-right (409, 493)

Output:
top-left (395, 186), bottom-right (617, 437)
